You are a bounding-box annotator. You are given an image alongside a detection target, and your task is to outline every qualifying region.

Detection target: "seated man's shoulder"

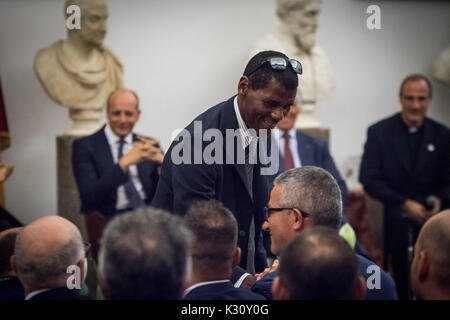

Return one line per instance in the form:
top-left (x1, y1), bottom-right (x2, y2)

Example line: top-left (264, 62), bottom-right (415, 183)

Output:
top-left (357, 254), bottom-right (397, 300)
top-left (73, 127), bottom-right (105, 146)
top-left (251, 270), bottom-right (278, 300)
top-left (297, 130), bottom-right (328, 149)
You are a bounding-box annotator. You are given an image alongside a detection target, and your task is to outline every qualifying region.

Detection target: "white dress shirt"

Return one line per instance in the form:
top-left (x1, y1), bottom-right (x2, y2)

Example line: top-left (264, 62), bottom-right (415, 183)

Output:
top-left (272, 127), bottom-right (302, 168)
top-left (104, 125), bottom-right (146, 210)
top-left (233, 96), bottom-right (258, 149)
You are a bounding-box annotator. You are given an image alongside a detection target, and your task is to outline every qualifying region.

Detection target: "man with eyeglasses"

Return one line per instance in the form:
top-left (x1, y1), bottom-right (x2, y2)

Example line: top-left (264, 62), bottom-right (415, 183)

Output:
top-left (152, 51), bottom-right (300, 274)
top-left (251, 166), bottom-right (397, 300)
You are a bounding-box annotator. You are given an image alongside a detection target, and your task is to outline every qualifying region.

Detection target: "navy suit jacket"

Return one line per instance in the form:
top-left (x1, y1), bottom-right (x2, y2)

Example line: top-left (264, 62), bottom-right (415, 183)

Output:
top-left (28, 287), bottom-right (91, 300)
top-left (72, 126), bottom-right (160, 218)
top-left (152, 96), bottom-right (269, 273)
top-left (251, 255), bottom-right (397, 300)
top-left (268, 130), bottom-right (348, 201)
top-left (184, 281), bottom-right (266, 300)
top-left (360, 113), bottom-right (450, 209)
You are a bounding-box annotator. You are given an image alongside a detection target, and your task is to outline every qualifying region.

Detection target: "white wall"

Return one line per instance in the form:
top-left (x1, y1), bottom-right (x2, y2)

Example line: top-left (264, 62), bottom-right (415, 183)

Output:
top-left (0, 0), bottom-right (449, 223)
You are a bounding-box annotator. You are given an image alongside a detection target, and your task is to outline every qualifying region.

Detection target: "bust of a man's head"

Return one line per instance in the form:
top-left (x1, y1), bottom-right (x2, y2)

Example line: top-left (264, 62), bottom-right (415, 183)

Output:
top-left (277, 0), bottom-right (322, 53)
top-left (65, 0), bottom-right (108, 48)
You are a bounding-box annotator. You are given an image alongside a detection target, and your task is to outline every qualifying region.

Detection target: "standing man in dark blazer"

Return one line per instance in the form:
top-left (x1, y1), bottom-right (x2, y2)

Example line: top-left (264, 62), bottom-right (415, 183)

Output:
top-left (72, 88), bottom-right (163, 260)
top-left (359, 74), bottom-right (450, 300)
top-left (152, 51), bottom-right (300, 274)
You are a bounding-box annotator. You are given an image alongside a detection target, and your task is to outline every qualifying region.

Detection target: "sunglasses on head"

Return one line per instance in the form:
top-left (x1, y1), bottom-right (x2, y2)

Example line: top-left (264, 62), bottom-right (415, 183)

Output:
top-left (245, 56), bottom-right (303, 77)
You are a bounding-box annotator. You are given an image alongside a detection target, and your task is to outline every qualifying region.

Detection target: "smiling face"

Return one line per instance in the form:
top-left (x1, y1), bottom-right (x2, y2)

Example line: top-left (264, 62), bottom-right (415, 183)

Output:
top-left (106, 90), bottom-right (140, 137)
top-left (238, 77), bottom-right (297, 133)
top-left (400, 79), bottom-right (431, 128)
top-left (262, 184), bottom-right (298, 256)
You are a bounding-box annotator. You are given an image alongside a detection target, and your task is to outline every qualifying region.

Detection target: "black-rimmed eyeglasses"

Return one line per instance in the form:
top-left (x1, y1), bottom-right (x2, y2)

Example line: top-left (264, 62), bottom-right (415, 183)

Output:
top-left (84, 241), bottom-right (91, 257)
top-left (263, 206), bottom-right (311, 220)
top-left (245, 57), bottom-right (303, 77)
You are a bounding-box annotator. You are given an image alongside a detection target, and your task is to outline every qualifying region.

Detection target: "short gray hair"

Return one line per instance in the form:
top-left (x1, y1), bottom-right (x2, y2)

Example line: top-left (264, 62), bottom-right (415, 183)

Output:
top-left (185, 200), bottom-right (237, 263)
top-left (14, 230), bottom-right (84, 289)
top-left (99, 207), bottom-right (192, 300)
top-left (274, 166), bottom-right (342, 229)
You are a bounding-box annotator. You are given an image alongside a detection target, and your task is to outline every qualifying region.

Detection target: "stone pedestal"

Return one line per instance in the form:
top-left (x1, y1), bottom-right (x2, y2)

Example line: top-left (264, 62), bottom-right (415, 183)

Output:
top-left (56, 135), bottom-right (87, 240)
top-left (57, 135), bottom-right (99, 299)
top-left (298, 127), bottom-right (330, 144)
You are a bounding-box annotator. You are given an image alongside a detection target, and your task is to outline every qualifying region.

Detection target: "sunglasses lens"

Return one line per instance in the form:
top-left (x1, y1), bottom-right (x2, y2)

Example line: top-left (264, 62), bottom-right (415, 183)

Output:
top-left (289, 59), bottom-right (303, 74)
top-left (270, 57), bottom-right (288, 70)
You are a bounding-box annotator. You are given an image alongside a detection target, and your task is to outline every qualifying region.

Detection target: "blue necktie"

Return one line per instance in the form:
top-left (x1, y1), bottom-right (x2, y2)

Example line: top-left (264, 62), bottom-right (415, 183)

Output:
top-left (118, 138), bottom-right (146, 209)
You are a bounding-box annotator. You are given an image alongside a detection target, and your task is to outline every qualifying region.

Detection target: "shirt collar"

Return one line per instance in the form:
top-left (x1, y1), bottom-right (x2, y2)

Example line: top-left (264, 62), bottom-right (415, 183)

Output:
top-left (183, 279), bottom-right (230, 297)
top-left (105, 124), bottom-right (133, 145)
top-left (233, 96), bottom-right (258, 148)
top-left (25, 288), bottom-right (52, 300)
top-left (273, 127), bottom-right (296, 141)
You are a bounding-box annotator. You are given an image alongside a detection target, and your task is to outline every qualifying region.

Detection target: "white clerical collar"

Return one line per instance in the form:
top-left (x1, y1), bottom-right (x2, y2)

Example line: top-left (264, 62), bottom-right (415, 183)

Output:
top-left (408, 126), bottom-right (418, 133)
top-left (104, 124), bottom-right (133, 145)
top-left (183, 279), bottom-right (230, 298)
top-left (233, 96), bottom-right (258, 149)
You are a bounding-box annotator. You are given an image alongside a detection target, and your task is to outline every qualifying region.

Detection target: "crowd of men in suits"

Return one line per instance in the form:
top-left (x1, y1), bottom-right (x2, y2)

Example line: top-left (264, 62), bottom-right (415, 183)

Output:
top-left (0, 51), bottom-right (449, 300)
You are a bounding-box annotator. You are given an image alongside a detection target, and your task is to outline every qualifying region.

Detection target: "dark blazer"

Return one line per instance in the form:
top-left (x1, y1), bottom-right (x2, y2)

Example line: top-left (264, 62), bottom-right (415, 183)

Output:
top-left (268, 130), bottom-right (348, 201)
top-left (184, 281), bottom-right (266, 300)
top-left (0, 276), bottom-right (25, 300)
top-left (28, 287), bottom-right (91, 300)
top-left (72, 126), bottom-right (160, 218)
top-left (152, 96), bottom-right (269, 273)
top-left (360, 113), bottom-right (450, 208)
top-left (251, 255), bottom-right (397, 300)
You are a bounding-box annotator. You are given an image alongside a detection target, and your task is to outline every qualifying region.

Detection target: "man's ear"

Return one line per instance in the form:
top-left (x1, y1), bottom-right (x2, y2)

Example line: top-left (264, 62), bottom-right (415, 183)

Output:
top-left (232, 247), bottom-right (242, 269)
top-left (418, 251), bottom-right (430, 282)
top-left (238, 76), bottom-right (250, 96)
top-left (272, 276), bottom-right (290, 300)
top-left (76, 258), bottom-right (85, 283)
top-left (98, 271), bottom-right (109, 300)
top-left (354, 276), bottom-right (366, 300)
top-left (10, 255), bottom-right (17, 275)
top-left (291, 208), bottom-right (305, 232)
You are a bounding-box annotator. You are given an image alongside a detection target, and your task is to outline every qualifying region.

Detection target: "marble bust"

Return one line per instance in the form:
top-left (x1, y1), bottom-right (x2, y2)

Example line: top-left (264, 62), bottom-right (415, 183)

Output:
top-left (34, 0), bottom-right (123, 136)
top-left (251, 0), bottom-right (334, 129)
top-left (432, 45), bottom-right (450, 88)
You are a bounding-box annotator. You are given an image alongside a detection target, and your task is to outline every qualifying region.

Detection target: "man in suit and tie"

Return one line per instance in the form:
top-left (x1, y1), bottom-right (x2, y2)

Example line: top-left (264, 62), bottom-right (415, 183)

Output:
top-left (183, 200), bottom-right (265, 300)
top-left (268, 94), bottom-right (347, 199)
top-left (359, 74), bottom-right (450, 300)
top-left (152, 51), bottom-right (300, 274)
top-left (72, 88), bottom-right (163, 260)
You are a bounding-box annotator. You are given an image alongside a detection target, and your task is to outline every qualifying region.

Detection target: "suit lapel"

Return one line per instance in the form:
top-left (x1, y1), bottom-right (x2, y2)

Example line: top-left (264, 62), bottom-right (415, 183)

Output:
top-left (296, 131), bottom-right (314, 166)
top-left (97, 127), bottom-right (115, 169)
top-left (221, 98), bottom-right (253, 201)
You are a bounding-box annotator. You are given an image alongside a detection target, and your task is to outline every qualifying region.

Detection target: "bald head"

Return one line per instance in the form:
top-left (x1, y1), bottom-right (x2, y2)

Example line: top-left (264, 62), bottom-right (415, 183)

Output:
top-left (14, 216), bottom-right (84, 292)
top-left (411, 210), bottom-right (450, 298)
top-left (19, 216), bottom-right (80, 261)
